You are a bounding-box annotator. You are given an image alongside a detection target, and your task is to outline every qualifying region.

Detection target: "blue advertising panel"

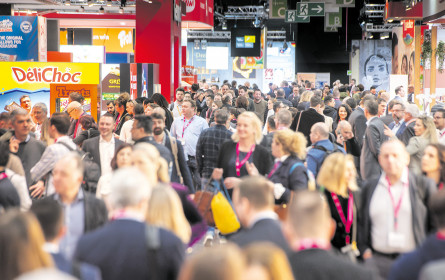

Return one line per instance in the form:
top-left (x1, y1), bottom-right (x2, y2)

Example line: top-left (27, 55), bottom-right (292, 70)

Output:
top-left (0, 16), bottom-right (38, 62)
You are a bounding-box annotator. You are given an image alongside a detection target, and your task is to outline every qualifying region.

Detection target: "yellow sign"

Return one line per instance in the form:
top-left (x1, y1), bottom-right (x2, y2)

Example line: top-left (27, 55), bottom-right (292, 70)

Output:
top-left (92, 28), bottom-right (134, 53)
top-left (245, 35), bottom-right (256, 43)
top-left (0, 62), bottom-right (100, 92)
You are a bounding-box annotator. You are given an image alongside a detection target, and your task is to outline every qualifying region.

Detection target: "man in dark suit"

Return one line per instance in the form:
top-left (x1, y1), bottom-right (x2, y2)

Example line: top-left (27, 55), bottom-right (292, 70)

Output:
top-left (387, 101), bottom-right (407, 139)
top-left (400, 104), bottom-right (419, 146)
top-left (75, 167), bottom-right (185, 280)
top-left (290, 96), bottom-right (325, 146)
top-left (358, 139), bottom-right (436, 279)
top-left (380, 99), bottom-right (397, 126)
top-left (284, 190), bottom-right (378, 280)
top-left (31, 199), bottom-right (101, 280)
top-left (82, 113), bottom-right (123, 178)
top-left (131, 114), bottom-right (173, 171)
top-left (229, 176), bottom-right (290, 253)
top-left (360, 98), bottom-right (388, 181)
top-left (50, 154), bottom-right (108, 261)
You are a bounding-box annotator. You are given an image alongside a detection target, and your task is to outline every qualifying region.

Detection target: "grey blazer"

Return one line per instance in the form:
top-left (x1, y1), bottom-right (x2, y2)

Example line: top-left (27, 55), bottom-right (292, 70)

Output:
top-left (360, 117), bottom-right (387, 181)
top-left (81, 136), bottom-right (123, 175)
top-left (348, 107), bottom-right (367, 147)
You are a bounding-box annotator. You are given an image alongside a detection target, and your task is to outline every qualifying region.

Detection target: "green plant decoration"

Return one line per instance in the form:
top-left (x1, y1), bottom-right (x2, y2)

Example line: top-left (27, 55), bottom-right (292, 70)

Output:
top-left (436, 41), bottom-right (445, 73)
top-left (422, 36), bottom-right (432, 63)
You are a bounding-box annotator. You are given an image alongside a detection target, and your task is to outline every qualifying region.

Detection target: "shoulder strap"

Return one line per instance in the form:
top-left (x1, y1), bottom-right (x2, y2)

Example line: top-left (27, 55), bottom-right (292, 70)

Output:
top-left (56, 141), bottom-right (75, 151)
top-left (312, 145), bottom-right (328, 152)
top-left (296, 111), bottom-right (303, 131)
top-left (169, 135), bottom-right (183, 184)
top-left (87, 129), bottom-right (91, 139)
top-left (289, 162), bottom-right (304, 175)
top-left (145, 224), bottom-right (160, 280)
top-left (71, 260), bottom-right (82, 279)
top-left (170, 103), bottom-right (174, 111)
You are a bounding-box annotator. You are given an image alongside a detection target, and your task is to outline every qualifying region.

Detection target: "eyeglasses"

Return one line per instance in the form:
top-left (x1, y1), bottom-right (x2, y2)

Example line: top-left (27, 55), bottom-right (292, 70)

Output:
top-left (434, 116), bottom-right (444, 120)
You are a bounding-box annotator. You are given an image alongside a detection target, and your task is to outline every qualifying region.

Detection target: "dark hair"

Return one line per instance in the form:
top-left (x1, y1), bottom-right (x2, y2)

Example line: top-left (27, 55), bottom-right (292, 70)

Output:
top-left (277, 89), bottom-right (285, 97)
top-left (110, 143), bottom-right (133, 170)
top-left (206, 94), bottom-right (215, 101)
top-left (436, 108), bottom-right (445, 118)
top-left (151, 112), bottom-right (164, 121)
top-left (106, 100), bottom-right (115, 106)
top-left (364, 99), bottom-right (379, 116)
top-left (335, 104), bottom-right (352, 123)
top-left (176, 87), bottom-right (185, 94)
top-left (235, 96), bottom-right (248, 110)
top-left (273, 101), bottom-right (283, 112)
top-left (392, 32), bottom-right (398, 54)
top-left (324, 95), bottom-right (334, 105)
top-left (357, 84), bottom-right (364, 92)
top-left (151, 93), bottom-right (169, 109)
top-left (50, 112), bottom-right (71, 135)
top-left (345, 97), bottom-right (357, 109)
top-left (310, 96), bottom-right (323, 107)
top-left (364, 54), bottom-right (388, 76)
top-left (211, 84), bottom-right (219, 90)
top-left (395, 86), bottom-right (403, 95)
top-left (135, 97), bottom-right (147, 104)
top-left (370, 86), bottom-right (376, 90)
top-left (377, 97), bottom-right (386, 105)
top-left (214, 109), bottom-right (229, 125)
top-left (429, 188), bottom-right (445, 229)
top-left (0, 141), bottom-right (10, 167)
top-left (19, 94), bottom-right (30, 103)
top-left (79, 115), bottom-right (97, 130)
top-left (69, 92), bottom-right (84, 103)
top-left (134, 104), bottom-right (145, 115)
top-left (191, 83), bottom-right (199, 91)
top-left (267, 115), bottom-right (276, 130)
top-left (231, 80), bottom-right (237, 87)
top-left (30, 198), bottom-right (63, 241)
top-left (115, 94), bottom-right (128, 112)
top-left (239, 86), bottom-right (248, 92)
top-left (134, 115), bottom-right (153, 134)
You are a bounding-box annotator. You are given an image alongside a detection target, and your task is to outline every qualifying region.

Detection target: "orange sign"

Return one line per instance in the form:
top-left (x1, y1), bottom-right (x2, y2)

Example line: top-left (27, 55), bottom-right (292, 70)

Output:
top-left (92, 28), bottom-right (133, 53)
top-left (50, 84), bottom-right (99, 121)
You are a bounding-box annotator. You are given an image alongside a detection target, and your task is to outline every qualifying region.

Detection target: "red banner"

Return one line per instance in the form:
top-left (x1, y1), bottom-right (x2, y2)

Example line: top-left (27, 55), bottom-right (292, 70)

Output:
top-left (182, 0), bottom-right (214, 28)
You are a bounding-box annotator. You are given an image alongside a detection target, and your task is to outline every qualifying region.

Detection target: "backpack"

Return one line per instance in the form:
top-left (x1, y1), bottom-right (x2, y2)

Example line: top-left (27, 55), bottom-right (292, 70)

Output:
top-left (312, 143), bottom-right (342, 174)
top-left (56, 142), bottom-right (101, 194)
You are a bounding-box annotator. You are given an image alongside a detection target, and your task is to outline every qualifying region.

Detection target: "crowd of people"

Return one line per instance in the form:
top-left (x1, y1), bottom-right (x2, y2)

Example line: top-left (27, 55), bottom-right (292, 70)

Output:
top-left (0, 78), bottom-right (445, 280)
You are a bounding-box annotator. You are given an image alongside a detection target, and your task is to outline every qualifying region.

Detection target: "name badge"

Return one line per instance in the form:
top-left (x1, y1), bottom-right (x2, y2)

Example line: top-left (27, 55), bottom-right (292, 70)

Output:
top-left (388, 232), bottom-right (406, 248)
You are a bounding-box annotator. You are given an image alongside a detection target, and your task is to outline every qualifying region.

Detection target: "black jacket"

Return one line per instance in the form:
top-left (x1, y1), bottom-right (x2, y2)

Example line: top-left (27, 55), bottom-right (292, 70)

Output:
top-left (81, 136), bottom-right (124, 177)
top-left (324, 105), bottom-right (337, 120)
top-left (290, 108), bottom-right (325, 146)
top-left (134, 136), bottom-right (173, 170)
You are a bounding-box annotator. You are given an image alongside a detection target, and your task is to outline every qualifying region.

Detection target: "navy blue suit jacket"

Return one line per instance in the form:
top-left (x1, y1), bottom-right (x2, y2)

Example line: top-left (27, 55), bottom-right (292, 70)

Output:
top-left (229, 218), bottom-right (290, 253)
top-left (52, 252), bottom-right (101, 280)
top-left (75, 219), bottom-right (185, 280)
top-left (388, 121), bottom-right (407, 139)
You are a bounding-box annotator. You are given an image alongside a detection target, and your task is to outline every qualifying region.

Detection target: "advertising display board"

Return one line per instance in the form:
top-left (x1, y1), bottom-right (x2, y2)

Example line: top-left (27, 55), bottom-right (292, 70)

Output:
top-left (92, 28), bottom-right (134, 53)
top-left (359, 40), bottom-right (392, 92)
top-left (392, 25), bottom-right (415, 86)
top-left (0, 62), bottom-right (100, 114)
top-left (0, 16), bottom-right (46, 62)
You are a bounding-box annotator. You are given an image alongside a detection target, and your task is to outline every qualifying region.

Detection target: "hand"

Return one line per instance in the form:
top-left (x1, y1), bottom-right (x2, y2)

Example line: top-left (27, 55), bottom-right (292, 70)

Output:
top-left (30, 180), bottom-right (45, 199)
top-left (336, 135), bottom-right (345, 145)
top-left (383, 124), bottom-right (395, 138)
top-left (362, 249), bottom-right (373, 260)
top-left (224, 177), bottom-right (241, 189)
top-left (9, 137), bottom-right (20, 153)
top-left (245, 162), bottom-right (259, 176)
top-left (211, 168), bottom-right (223, 181)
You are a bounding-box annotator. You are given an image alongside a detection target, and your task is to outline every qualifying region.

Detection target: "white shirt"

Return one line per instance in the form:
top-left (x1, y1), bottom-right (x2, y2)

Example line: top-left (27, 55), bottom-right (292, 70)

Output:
top-left (369, 168), bottom-right (416, 253)
top-left (99, 135), bottom-right (115, 176)
top-left (171, 101), bottom-right (183, 119)
top-left (392, 120), bottom-right (404, 134)
top-left (438, 128), bottom-right (445, 145)
top-left (119, 119), bottom-right (134, 144)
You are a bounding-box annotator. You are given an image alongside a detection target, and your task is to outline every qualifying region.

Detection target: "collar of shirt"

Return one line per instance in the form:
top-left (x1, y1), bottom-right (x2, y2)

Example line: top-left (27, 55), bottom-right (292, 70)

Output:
top-left (366, 116), bottom-right (378, 126)
top-left (43, 242), bottom-right (60, 254)
top-left (16, 133), bottom-right (31, 143)
top-left (55, 135), bottom-right (71, 143)
top-left (111, 209), bottom-right (146, 222)
top-left (406, 118), bottom-right (416, 125)
top-left (379, 168), bottom-right (409, 189)
top-left (249, 210), bottom-right (278, 228)
top-left (55, 189), bottom-right (84, 206)
top-left (439, 128), bottom-right (445, 137)
top-left (276, 154), bottom-right (289, 163)
top-left (100, 135), bottom-right (115, 144)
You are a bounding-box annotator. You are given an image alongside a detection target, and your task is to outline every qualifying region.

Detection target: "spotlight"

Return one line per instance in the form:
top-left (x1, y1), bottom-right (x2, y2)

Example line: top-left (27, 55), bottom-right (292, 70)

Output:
top-left (283, 41), bottom-right (288, 49)
top-left (107, 0), bottom-right (112, 7)
top-left (201, 39), bottom-right (207, 50)
top-left (253, 16), bottom-right (261, 28)
top-left (381, 32), bottom-right (389, 39)
top-left (99, 6), bottom-right (105, 13)
top-left (366, 33), bottom-right (373, 39)
top-left (222, 20), bottom-right (227, 30)
top-left (65, 0), bottom-right (71, 6)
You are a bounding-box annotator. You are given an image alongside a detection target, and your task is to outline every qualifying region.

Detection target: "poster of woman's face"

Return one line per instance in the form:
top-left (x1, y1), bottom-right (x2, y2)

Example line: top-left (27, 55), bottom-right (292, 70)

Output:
top-left (392, 27), bottom-right (415, 86)
top-left (359, 40), bottom-right (392, 92)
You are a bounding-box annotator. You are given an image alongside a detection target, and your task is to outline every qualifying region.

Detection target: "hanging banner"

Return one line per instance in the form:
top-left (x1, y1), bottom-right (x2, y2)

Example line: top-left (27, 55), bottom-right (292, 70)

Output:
top-left (240, 28), bottom-right (266, 69)
top-left (182, 0), bottom-right (214, 27)
top-left (0, 62), bottom-right (100, 114)
top-left (0, 16), bottom-right (39, 62)
top-left (92, 28), bottom-right (134, 53)
top-left (269, 0), bottom-right (287, 19)
top-left (392, 26), bottom-right (415, 86)
top-left (359, 40), bottom-right (391, 92)
top-left (403, 20), bottom-right (414, 46)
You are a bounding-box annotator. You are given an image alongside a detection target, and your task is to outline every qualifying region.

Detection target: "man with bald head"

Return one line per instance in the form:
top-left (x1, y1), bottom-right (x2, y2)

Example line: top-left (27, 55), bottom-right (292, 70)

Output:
top-left (307, 123), bottom-right (345, 177)
top-left (359, 139), bottom-right (436, 279)
top-left (335, 120), bottom-right (361, 157)
top-left (67, 101), bottom-right (85, 139)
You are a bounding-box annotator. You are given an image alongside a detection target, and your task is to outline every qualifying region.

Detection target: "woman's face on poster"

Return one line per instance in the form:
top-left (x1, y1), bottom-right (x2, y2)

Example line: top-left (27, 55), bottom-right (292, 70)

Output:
top-left (401, 56), bottom-right (408, 75)
top-left (365, 56), bottom-right (388, 87)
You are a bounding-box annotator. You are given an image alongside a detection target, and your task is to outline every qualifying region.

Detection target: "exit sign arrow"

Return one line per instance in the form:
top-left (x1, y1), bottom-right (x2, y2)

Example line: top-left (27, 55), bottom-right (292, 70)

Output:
top-left (312, 5), bottom-right (323, 13)
top-left (297, 2), bottom-right (325, 17)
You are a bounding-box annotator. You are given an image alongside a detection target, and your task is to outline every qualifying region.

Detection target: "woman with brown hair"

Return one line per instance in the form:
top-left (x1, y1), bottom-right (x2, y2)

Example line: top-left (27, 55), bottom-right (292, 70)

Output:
top-left (0, 210), bottom-right (54, 280)
top-left (73, 114), bottom-right (99, 147)
top-left (317, 153), bottom-right (359, 253)
top-left (113, 92), bottom-right (132, 136)
top-left (422, 144), bottom-right (445, 189)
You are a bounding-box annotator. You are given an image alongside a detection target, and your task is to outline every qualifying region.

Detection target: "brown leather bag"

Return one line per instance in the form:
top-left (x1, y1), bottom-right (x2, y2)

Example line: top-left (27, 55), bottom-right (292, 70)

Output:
top-left (193, 182), bottom-right (215, 227)
top-left (274, 191), bottom-right (294, 221)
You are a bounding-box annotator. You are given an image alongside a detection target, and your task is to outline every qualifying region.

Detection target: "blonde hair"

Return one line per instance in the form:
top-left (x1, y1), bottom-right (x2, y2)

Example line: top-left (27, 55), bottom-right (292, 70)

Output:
top-left (418, 115), bottom-right (439, 144)
top-left (243, 243), bottom-right (295, 280)
top-left (231, 112), bottom-right (263, 144)
top-left (146, 184), bottom-right (191, 244)
top-left (179, 244), bottom-right (245, 280)
top-left (132, 143), bottom-right (170, 185)
top-left (0, 211), bottom-right (53, 280)
top-left (299, 91), bottom-right (314, 103)
top-left (273, 129), bottom-right (307, 159)
top-left (317, 153), bottom-right (357, 197)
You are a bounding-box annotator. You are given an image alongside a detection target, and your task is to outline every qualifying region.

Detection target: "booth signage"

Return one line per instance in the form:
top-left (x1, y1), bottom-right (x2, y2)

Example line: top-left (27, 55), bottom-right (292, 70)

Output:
top-left (285, 10), bottom-right (310, 23)
top-left (269, 0), bottom-right (287, 19)
top-left (92, 28), bottom-right (134, 53)
top-left (297, 2), bottom-right (324, 16)
top-left (182, 0), bottom-right (214, 27)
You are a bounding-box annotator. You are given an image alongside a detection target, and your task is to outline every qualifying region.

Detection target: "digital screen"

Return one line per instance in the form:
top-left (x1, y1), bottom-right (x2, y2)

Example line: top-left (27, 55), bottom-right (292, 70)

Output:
top-left (206, 47), bottom-right (229, 70)
top-left (231, 28), bottom-right (261, 57)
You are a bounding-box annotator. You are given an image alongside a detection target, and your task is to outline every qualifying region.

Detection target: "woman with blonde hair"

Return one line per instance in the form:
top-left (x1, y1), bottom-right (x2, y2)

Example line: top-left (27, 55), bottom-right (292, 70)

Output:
top-left (317, 153), bottom-right (359, 252)
top-left (243, 243), bottom-right (295, 280)
top-left (296, 90), bottom-right (313, 111)
top-left (216, 112), bottom-right (273, 190)
top-left (146, 184), bottom-right (192, 244)
top-left (0, 210), bottom-right (54, 280)
top-left (266, 129), bottom-right (309, 204)
top-left (132, 143), bottom-right (206, 246)
top-left (179, 244), bottom-right (245, 280)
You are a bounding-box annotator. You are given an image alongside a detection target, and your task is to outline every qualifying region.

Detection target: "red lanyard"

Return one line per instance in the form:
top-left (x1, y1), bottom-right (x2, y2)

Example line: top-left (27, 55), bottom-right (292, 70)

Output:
top-left (182, 116), bottom-right (194, 138)
top-left (114, 113), bottom-right (121, 131)
top-left (268, 161), bottom-right (281, 178)
top-left (439, 183), bottom-right (444, 190)
top-left (297, 239), bottom-right (331, 251)
top-left (236, 143), bottom-right (255, 176)
top-left (386, 176), bottom-right (408, 230)
top-left (0, 172), bottom-right (7, 181)
top-left (331, 191), bottom-right (354, 244)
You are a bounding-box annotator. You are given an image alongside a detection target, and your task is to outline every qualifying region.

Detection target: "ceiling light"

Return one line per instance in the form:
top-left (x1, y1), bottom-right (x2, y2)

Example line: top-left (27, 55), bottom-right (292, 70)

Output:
top-left (65, 0), bottom-right (71, 6)
top-left (253, 16), bottom-right (261, 28)
top-left (107, 0), bottom-right (112, 7)
top-left (88, 0), bottom-right (94, 7)
top-left (387, 19), bottom-right (393, 23)
top-left (366, 33), bottom-right (373, 39)
top-left (99, 6), bottom-right (105, 13)
top-left (222, 20), bottom-right (227, 30)
top-left (381, 32), bottom-right (389, 39)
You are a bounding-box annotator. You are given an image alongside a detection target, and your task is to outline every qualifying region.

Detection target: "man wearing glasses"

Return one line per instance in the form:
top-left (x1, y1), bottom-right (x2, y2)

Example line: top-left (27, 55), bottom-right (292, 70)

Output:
top-left (66, 101), bottom-right (85, 139)
top-left (434, 108), bottom-right (445, 145)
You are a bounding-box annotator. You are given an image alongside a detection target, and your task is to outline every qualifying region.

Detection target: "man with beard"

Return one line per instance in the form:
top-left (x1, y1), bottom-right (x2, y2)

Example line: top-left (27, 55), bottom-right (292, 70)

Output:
top-left (151, 109), bottom-right (194, 193)
top-left (253, 89), bottom-right (267, 124)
